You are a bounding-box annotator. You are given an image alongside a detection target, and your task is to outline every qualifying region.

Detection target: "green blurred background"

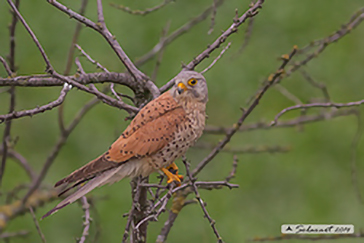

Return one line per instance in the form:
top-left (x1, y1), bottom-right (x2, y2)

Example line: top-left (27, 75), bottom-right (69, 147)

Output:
top-left (1, 0), bottom-right (364, 242)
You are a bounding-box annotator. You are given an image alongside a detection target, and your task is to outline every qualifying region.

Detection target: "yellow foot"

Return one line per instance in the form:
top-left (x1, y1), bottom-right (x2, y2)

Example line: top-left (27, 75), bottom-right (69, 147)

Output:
top-left (166, 162), bottom-right (184, 181)
top-left (161, 164), bottom-right (184, 186)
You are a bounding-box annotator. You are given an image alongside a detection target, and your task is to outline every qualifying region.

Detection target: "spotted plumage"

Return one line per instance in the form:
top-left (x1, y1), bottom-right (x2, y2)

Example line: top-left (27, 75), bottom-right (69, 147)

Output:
top-left (43, 70), bottom-right (208, 218)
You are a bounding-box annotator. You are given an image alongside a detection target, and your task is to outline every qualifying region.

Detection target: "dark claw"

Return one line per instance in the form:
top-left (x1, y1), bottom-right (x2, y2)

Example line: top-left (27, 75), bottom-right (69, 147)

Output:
top-left (168, 168), bottom-right (178, 175)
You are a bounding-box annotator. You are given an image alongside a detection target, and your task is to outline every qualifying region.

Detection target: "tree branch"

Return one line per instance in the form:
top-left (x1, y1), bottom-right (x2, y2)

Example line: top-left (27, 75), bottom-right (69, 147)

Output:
top-left (271, 100), bottom-right (364, 126)
top-left (192, 45), bottom-right (297, 176)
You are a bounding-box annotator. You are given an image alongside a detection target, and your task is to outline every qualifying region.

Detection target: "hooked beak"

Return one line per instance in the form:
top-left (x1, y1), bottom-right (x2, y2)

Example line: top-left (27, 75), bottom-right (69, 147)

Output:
top-left (177, 82), bottom-right (187, 94)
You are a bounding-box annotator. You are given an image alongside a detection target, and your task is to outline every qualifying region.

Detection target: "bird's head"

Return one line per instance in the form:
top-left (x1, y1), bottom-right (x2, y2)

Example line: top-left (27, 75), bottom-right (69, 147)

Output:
top-left (171, 70), bottom-right (208, 104)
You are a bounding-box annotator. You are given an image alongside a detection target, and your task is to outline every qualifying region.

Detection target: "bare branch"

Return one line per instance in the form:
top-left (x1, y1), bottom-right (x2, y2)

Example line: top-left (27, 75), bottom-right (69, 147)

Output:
top-left (235, 16), bottom-right (255, 56)
top-left (0, 148), bottom-right (37, 181)
top-left (192, 45), bottom-right (297, 176)
top-left (0, 72), bottom-right (136, 88)
top-left (300, 69), bottom-right (330, 101)
top-left (183, 158), bottom-right (223, 243)
top-left (201, 42), bottom-right (231, 74)
top-left (287, 8), bottom-right (364, 76)
top-left (0, 231), bottom-right (29, 240)
top-left (185, 0), bottom-right (265, 70)
top-left (204, 109), bottom-right (358, 134)
top-left (0, 189), bottom-right (59, 231)
top-left (64, 0), bottom-right (89, 76)
top-left (123, 177), bottom-right (143, 243)
top-left (78, 196), bottom-right (91, 243)
top-left (207, 0), bottom-right (218, 35)
top-left (22, 96), bottom-right (100, 203)
top-left (0, 85), bottom-right (70, 124)
top-left (75, 44), bottom-right (109, 72)
top-left (7, 0), bottom-right (53, 72)
top-left (136, 0), bottom-right (225, 67)
top-left (29, 207), bottom-right (46, 243)
top-left (193, 143), bottom-right (291, 154)
top-left (350, 112), bottom-right (364, 204)
top-left (274, 84), bottom-right (303, 105)
top-left (110, 0), bottom-right (172, 16)
top-left (1, 0), bottom-right (19, 187)
top-left (151, 21), bottom-right (171, 81)
top-left (271, 100), bottom-right (364, 126)
top-left (0, 56), bottom-right (12, 76)
top-left (48, 0), bottom-right (147, 82)
top-left (225, 155), bottom-right (238, 182)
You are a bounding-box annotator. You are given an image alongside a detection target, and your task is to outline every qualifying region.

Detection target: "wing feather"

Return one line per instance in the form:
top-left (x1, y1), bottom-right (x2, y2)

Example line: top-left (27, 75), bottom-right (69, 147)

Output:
top-left (55, 92), bottom-right (185, 187)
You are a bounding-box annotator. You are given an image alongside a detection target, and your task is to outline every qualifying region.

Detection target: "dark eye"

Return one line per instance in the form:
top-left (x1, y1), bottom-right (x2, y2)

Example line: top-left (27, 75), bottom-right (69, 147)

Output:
top-left (188, 78), bottom-right (197, 86)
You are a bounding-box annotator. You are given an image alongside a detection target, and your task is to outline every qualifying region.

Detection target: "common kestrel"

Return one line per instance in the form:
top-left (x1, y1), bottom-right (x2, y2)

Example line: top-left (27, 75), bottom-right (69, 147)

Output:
top-left (43, 70), bottom-right (208, 218)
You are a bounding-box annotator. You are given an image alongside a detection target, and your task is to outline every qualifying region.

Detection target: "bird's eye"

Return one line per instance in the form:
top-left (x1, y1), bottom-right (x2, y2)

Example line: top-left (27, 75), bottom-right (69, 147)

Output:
top-left (188, 78), bottom-right (197, 86)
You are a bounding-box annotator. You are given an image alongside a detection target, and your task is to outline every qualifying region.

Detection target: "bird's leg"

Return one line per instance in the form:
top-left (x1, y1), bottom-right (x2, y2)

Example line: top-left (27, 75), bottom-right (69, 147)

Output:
top-left (161, 163), bottom-right (184, 185)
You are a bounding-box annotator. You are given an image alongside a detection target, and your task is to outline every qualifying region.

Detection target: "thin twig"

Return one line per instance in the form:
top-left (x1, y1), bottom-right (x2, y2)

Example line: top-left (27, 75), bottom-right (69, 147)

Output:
top-left (271, 99), bottom-right (364, 126)
top-left (300, 69), bottom-right (330, 102)
top-left (193, 143), bottom-right (291, 154)
top-left (123, 177), bottom-right (142, 243)
top-left (286, 8), bottom-right (364, 77)
top-left (183, 158), bottom-right (224, 243)
top-left (160, 0), bottom-right (263, 92)
top-left (29, 207), bottom-right (46, 243)
top-left (235, 16), bottom-right (255, 56)
top-left (226, 155), bottom-right (238, 182)
top-left (201, 42), bottom-right (231, 74)
top-left (136, 0), bottom-right (225, 67)
top-left (0, 231), bottom-right (29, 240)
top-left (78, 196), bottom-right (91, 243)
top-left (208, 0), bottom-right (217, 35)
top-left (49, 0), bottom-right (147, 83)
top-left (0, 148), bottom-right (37, 181)
top-left (274, 84), bottom-right (302, 105)
top-left (64, 0), bottom-right (89, 76)
top-left (22, 96), bottom-right (100, 204)
top-left (204, 109), bottom-right (358, 134)
top-left (76, 44), bottom-right (109, 72)
top-left (0, 85), bottom-right (71, 123)
top-left (7, 0), bottom-right (53, 71)
top-left (0, 189), bottom-right (59, 231)
top-left (110, 0), bottom-right (172, 16)
top-left (192, 45), bottom-right (297, 177)
top-left (0, 0), bottom-right (19, 187)
top-left (185, 0), bottom-right (265, 70)
top-left (151, 20), bottom-right (171, 81)
top-left (350, 112), bottom-right (363, 204)
top-left (0, 56), bottom-right (12, 76)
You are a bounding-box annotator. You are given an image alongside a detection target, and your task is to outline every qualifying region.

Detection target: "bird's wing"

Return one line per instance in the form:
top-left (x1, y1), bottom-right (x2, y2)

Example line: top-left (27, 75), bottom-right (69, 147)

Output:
top-left (54, 91), bottom-right (185, 187)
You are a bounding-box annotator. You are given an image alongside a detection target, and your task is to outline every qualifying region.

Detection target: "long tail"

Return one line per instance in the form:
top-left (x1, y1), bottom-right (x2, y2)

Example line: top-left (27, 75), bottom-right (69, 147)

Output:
top-left (42, 167), bottom-right (123, 219)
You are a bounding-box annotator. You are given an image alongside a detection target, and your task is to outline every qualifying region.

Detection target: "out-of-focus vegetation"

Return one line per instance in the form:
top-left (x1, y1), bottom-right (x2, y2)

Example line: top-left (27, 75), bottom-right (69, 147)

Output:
top-left (1, 0), bottom-right (364, 242)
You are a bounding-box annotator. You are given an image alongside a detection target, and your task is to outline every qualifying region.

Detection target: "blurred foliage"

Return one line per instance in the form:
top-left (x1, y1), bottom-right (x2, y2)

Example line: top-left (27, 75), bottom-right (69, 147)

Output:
top-left (1, 0), bottom-right (364, 242)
